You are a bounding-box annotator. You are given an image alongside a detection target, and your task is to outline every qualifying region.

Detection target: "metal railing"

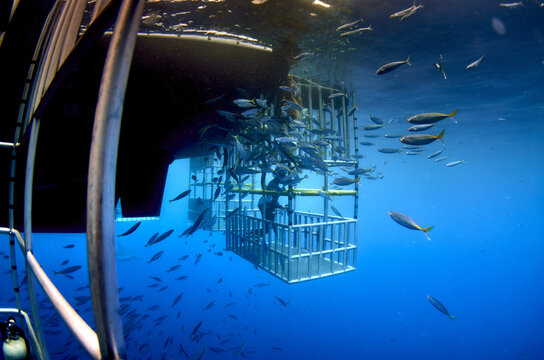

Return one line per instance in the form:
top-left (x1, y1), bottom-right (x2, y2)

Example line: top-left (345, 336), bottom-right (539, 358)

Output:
top-left (0, 228), bottom-right (100, 359)
top-left (227, 209), bottom-right (357, 283)
top-left (2, 0), bottom-right (144, 358)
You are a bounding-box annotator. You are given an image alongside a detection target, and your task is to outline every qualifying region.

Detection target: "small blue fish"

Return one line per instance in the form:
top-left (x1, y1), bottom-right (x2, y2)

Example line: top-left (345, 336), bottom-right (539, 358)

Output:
top-left (233, 99), bottom-right (255, 108)
top-left (241, 108), bottom-right (261, 118)
top-left (427, 295), bottom-right (455, 319)
top-left (117, 221), bottom-right (141, 237)
top-left (283, 100), bottom-right (302, 112)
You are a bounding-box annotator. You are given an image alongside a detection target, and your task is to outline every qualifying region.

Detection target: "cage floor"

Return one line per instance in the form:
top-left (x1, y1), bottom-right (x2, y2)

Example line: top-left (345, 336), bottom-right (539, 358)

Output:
top-left (231, 242), bottom-right (355, 283)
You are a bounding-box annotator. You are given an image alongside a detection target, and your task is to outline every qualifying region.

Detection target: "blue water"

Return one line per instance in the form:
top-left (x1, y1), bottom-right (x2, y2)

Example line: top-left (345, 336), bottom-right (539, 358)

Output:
top-left (1, 0), bottom-right (544, 359)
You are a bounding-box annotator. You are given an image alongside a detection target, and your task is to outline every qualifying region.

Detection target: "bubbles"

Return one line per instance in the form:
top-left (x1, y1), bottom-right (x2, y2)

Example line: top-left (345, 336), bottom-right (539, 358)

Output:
top-left (491, 17), bottom-right (507, 35)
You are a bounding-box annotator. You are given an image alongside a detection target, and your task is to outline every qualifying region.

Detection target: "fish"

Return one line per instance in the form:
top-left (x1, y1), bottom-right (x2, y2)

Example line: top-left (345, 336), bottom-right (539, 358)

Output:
top-left (390, 3), bottom-right (424, 20)
top-left (388, 211), bottom-right (433, 241)
top-left (446, 160), bottom-right (465, 167)
top-left (427, 147), bottom-right (445, 159)
top-left (466, 55), bottom-right (485, 69)
top-left (275, 296), bottom-right (289, 306)
top-left (333, 177), bottom-right (360, 186)
top-left (254, 283), bottom-right (270, 288)
top-left (317, 190), bottom-right (334, 201)
top-left (213, 186), bottom-right (221, 201)
top-left (384, 134), bottom-right (402, 138)
top-left (148, 229), bottom-right (174, 246)
top-left (294, 51), bottom-right (314, 60)
top-left (499, 2), bottom-right (523, 7)
top-left (175, 275), bottom-right (188, 281)
top-left (336, 18), bottom-right (364, 32)
top-left (241, 108), bottom-right (261, 118)
top-left (359, 141), bottom-right (374, 146)
top-left (194, 253), bottom-right (203, 265)
top-left (408, 123), bottom-right (436, 132)
top-left (171, 292), bottom-right (184, 307)
top-left (202, 94), bottom-right (224, 105)
top-left (330, 206), bottom-right (344, 219)
top-left (63, 244), bottom-right (75, 248)
top-left (60, 260), bottom-right (69, 266)
top-left (179, 343), bottom-right (190, 359)
top-left (399, 129), bottom-right (445, 145)
top-left (235, 340), bottom-right (247, 357)
top-left (202, 300), bottom-right (217, 310)
top-left (339, 26), bottom-right (373, 37)
top-left (434, 54), bottom-right (447, 80)
top-left (406, 109), bottom-right (458, 124)
top-left (376, 56), bottom-right (411, 74)
top-left (169, 190), bottom-right (191, 202)
top-left (255, 98), bottom-right (268, 109)
top-left (150, 276), bottom-right (162, 282)
top-left (144, 232), bottom-right (159, 247)
top-left (364, 124), bottom-right (386, 131)
top-left (427, 295), bottom-right (456, 319)
top-left (147, 251), bottom-right (164, 264)
top-left (117, 221), bottom-right (142, 237)
top-left (279, 85), bottom-right (296, 93)
top-left (434, 155), bottom-right (449, 162)
top-left (167, 264), bottom-right (181, 272)
top-left (190, 320), bottom-right (203, 338)
top-left (377, 148), bottom-right (402, 153)
top-left (328, 92), bottom-right (347, 100)
top-left (348, 167), bottom-right (375, 175)
top-left (283, 99), bottom-right (302, 112)
top-left (53, 265), bottom-right (82, 275)
top-left (191, 175), bottom-right (197, 181)
top-left (369, 114), bottom-right (384, 125)
top-left (233, 99), bottom-right (255, 108)
top-left (181, 208), bottom-right (209, 237)
top-left (234, 136), bottom-right (249, 161)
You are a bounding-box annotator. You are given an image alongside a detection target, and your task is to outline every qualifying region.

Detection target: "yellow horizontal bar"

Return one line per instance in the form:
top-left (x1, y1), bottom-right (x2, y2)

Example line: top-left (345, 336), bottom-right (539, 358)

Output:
top-left (229, 188), bottom-right (357, 196)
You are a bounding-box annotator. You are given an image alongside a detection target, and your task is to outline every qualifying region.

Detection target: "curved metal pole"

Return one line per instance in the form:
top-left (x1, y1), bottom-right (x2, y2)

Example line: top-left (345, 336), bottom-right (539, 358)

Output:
top-left (23, 118), bottom-right (48, 360)
top-left (87, 0), bottom-right (144, 358)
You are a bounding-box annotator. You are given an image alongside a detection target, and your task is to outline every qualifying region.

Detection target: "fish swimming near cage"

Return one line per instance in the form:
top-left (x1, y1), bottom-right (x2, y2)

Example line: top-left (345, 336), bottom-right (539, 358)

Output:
top-left (117, 221), bottom-right (141, 237)
top-left (399, 129), bottom-right (445, 145)
top-left (333, 176), bottom-right (360, 186)
top-left (389, 211), bottom-right (433, 240)
top-left (376, 56), bottom-right (411, 74)
top-left (169, 189), bottom-right (190, 202)
top-left (407, 110), bottom-right (458, 124)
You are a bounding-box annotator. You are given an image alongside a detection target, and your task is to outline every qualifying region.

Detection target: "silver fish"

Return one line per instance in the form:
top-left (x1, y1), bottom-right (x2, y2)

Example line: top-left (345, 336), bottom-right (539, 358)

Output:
top-left (427, 147), bottom-right (445, 159)
top-left (466, 55), bottom-right (485, 69)
top-left (434, 54), bottom-right (447, 80)
top-left (233, 99), bottom-right (255, 108)
top-left (336, 18), bottom-right (364, 32)
top-left (339, 26), bottom-right (373, 37)
top-left (376, 56), bottom-right (411, 74)
top-left (434, 155), bottom-right (449, 162)
top-left (446, 160), bottom-right (465, 167)
top-left (499, 2), bottom-right (523, 7)
top-left (408, 123), bottom-right (436, 132)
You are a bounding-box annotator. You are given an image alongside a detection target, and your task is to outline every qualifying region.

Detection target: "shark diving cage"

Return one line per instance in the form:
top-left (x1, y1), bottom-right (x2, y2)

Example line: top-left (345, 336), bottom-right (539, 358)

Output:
top-left (189, 76), bottom-right (361, 283)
